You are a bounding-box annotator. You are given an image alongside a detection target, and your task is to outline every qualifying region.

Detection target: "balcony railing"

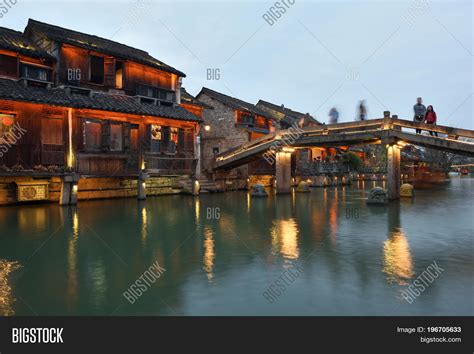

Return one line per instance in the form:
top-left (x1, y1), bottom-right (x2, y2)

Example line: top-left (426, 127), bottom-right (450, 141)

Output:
top-left (145, 154), bottom-right (196, 175)
top-left (136, 84), bottom-right (176, 104)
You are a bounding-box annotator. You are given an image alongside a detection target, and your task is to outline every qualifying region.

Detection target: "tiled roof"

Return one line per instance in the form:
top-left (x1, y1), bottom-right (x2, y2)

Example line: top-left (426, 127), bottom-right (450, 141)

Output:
top-left (257, 100), bottom-right (321, 125)
top-left (25, 19), bottom-right (185, 77)
top-left (198, 87), bottom-right (274, 120)
top-left (0, 79), bottom-right (201, 122)
top-left (0, 26), bottom-right (56, 61)
top-left (181, 87), bottom-right (213, 109)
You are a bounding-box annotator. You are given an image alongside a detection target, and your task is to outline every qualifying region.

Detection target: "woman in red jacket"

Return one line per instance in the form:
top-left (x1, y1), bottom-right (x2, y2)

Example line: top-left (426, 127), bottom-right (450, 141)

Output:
top-left (424, 105), bottom-right (438, 137)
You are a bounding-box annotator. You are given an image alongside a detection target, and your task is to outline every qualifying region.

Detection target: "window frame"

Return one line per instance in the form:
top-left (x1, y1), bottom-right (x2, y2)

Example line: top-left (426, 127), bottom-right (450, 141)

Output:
top-left (82, 118), bottom-right (103, 152)
top-left (89, 55), bottom-right (105, 85)
top-left (0, 113), bottom-right (18, 145)
top-left (0, 54), bottom-right (18, 78)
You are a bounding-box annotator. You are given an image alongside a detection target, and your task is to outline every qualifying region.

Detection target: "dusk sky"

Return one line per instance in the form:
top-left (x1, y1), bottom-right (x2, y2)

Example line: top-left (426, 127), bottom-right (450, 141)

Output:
top-left (2, 0), bottom-right (472, 128)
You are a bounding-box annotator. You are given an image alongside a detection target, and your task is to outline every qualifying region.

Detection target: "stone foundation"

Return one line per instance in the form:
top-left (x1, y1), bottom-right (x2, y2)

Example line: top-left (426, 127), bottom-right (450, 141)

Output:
top-left (0, 175), bottom-right (192, 206)
top-left (0, 176), bottom-right (62, 205)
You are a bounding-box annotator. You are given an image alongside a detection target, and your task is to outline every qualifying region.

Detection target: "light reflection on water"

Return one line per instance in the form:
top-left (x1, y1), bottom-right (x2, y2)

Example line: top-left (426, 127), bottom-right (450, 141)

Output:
top-left (383, 228), bottom-right (414, 285)
top-left (0, 260), bottom-right (21, 316)
top-left (0, 177), bottom-right (472, 315)
top-left (271, 218), bottom-right (299, 260)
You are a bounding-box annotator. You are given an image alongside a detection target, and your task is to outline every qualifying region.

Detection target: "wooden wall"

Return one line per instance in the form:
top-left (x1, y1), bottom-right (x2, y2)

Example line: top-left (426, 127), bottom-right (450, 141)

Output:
top-left (59, 44), bottom-right (177, 95)
top-left (0, 100), bottom-right (198, 176)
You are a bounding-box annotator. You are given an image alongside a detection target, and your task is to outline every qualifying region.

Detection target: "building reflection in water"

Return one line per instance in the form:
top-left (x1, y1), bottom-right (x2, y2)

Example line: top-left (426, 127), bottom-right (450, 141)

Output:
top-left (383, 204), bottom-right (414, 285)
top-left (203, 226), bottom-right (215, 282)
top-left (329, 188), bottom-right (338, 246)
top-left (67, 207), bottom-right (79, 309)
top-left (0, 259), bottom-right (21, 316)
top-left (271, 218), bottom-right (299, 260)
top-left (18, 207), bottom-right (47, 235)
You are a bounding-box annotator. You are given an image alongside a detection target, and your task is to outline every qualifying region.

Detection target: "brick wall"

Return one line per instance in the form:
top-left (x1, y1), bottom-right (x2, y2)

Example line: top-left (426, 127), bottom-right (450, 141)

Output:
top-left (198, 93), bottom-right (249, 177)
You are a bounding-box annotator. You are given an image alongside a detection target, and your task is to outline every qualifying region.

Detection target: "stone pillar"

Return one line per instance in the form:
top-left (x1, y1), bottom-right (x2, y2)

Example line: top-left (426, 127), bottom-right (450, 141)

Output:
top-left (195, 134), bottom-right (201, 179)
top-left (60, 173), bottom-right (80, 205)
top-left (387, 145), bottom-right (401, 200)
top-left (276, 151), bottom-right (292, 194)
top-left (138, 171), bottom-right (149, 200)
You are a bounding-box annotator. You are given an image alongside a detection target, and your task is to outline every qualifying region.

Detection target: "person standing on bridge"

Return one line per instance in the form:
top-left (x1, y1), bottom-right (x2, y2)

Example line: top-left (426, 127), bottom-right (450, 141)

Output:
top-left (424, 105), bottom-right (438, 137)
top-left (413, 97), bottom-right (426, 134)
top-left (358, 100), bottom-right (367, 120)
top-left (329, 107), bottom-right (339, 124)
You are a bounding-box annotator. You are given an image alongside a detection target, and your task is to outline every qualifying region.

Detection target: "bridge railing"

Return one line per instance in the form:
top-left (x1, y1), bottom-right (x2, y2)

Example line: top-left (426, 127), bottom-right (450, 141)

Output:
top-left (391, 119), bottom-right (474, 140)
top-left (214, 116), bottom-right (474, 168)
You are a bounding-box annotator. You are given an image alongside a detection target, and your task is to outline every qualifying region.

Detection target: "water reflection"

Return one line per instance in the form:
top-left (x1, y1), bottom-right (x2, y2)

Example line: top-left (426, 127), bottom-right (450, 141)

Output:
top-left (139, 203), bottom-right (148, 246)
top-left (383, 204), bottom-right (414, 285)
top-left (271, 218), bottom-right (299, 260)
top-left (383, 229), bottom-right (414, 285)
top-left (0, 259), bottom-right (21, 316)
top-left (203, 226), bottom-right (215, 282)
top-left (18, 207), bottom-right (47, 235)
top-left (195, 198), bottom-right (200, 226)
top-left (66, 207), bottom-right (79, 309)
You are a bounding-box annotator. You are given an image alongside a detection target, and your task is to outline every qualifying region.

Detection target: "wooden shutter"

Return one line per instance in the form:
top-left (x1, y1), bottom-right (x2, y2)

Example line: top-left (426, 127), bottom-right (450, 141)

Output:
top-left (178, 128), bottom-right (185, 153)
top-left (104, 57), bottom-right (115, 87)
top-left (184, 129), bottom-right (194, 154)
top-left (123, 122), bottom-right (131, 151)
top-left (101, 121), bottom-right (110, 151)
top-left (162, 126), bottom-right (170, 152)
top-left (41, 107), bottom-right (64, 165)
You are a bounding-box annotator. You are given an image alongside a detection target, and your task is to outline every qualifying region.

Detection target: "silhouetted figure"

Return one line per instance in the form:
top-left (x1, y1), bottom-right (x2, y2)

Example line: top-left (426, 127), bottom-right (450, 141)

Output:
top-left (424, 105), bottom-right (438, 137)
top-left (358, 100), bottom-right (367, 120)
top-left (413, 97), bottom-right (426, 134)
top-left (329, 107), bottom-right (339, 124)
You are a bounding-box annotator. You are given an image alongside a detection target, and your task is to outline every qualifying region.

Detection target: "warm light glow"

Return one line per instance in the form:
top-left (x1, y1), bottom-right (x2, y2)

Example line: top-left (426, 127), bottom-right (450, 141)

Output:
top-left (142, 182), bottom-right (146, 189)
top-left (204, 125), bottom-right (211, 131)
top-left (0, 260), bottom-right (21, 316)
top-left (72, 184), bottom-right (78, 194)
top-left (282, 147), bottom-right (295, 153)
top-left (203, 226), bottom-right (215, 281)
top-left (195, 198), bottom-right (200, 224)
top-left (141, 206), bottom-right (148, 246)
top-left (383, 228), bottom-right (414, 285)
top-left (271, 219), bottom-right (299, 260)
top-left (67, 108), bottom-right (74, 168)
top-left (67, 210), bottom-right (79, 307)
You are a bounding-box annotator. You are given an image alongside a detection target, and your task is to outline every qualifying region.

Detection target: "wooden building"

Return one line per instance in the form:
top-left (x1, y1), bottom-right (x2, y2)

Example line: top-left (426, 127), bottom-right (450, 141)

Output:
top-left (0, 20), bottom-right (201, 205)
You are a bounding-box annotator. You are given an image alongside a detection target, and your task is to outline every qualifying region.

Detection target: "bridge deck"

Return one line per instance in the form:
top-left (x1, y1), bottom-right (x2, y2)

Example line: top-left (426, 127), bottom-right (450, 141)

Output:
top-left (213, 118), bottom-right (474, 171)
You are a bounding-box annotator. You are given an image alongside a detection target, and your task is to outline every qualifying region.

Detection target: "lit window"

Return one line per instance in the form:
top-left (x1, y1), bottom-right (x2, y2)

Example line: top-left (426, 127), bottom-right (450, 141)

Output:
top-left (170, 127), bottom-right (178, 153)
top-left (0, 114), bottom-right (16, 143)
top-left (151, 125), bottom-right (162, 152)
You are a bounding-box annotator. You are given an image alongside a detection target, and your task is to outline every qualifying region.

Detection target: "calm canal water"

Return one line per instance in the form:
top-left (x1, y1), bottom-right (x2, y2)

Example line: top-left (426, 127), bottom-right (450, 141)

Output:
top-left (0, 177), bottom-right (473, 316)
